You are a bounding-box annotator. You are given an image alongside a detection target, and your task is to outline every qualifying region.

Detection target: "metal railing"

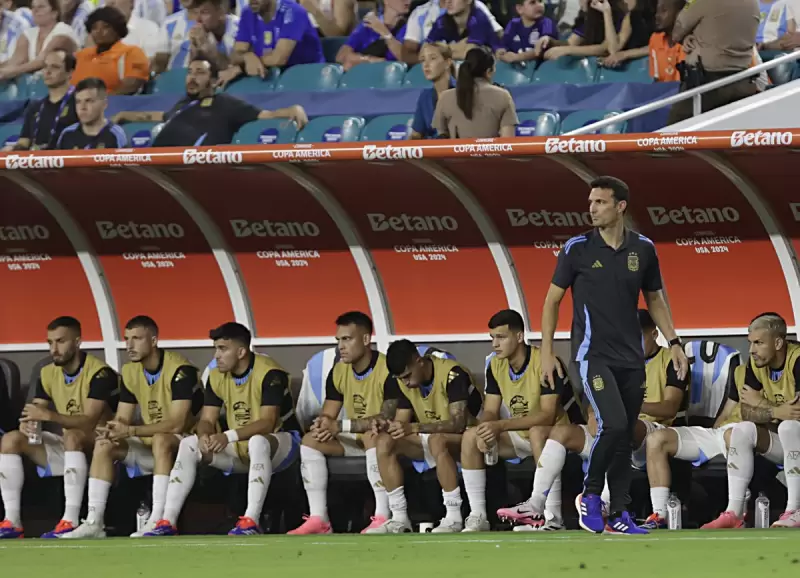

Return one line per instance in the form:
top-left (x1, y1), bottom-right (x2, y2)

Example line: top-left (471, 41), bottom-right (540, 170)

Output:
top-left (564, 50), bottom-right (800, 136)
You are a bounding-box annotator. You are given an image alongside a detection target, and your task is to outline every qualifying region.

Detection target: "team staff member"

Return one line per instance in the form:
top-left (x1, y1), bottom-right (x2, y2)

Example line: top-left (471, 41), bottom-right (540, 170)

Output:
top-left (0, 317), bottom-right (118, 539)
top-left (10, 50), bottom-right (77, 151)
top-left (56, 77), bottom-right (127, 149)
top-left (369, 340), bottom-right (482, 534)
top-left (667, 0), bottom-right (760, 123)
top-left (61, 316), bottom-right (202, 539)
top-left (113, 55), bottom-right (307, 146)
top-left (541, 175), bottom-right (688, 535)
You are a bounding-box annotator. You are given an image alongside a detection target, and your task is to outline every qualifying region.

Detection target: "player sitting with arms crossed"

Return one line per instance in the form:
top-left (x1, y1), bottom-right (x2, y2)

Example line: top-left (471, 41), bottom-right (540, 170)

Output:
top-left (61, 316), bottom-right (202, 539)
top-left (501, 309), bottom-right (688, 531)
top-left (460, 309), bottom-right (575, 532)
top-left (289, 311), bottom-right (401, 535)
top-left (701, 312), bottom-right (800, 529)
top-left (0, 317), bottom-right (119, 539)
top-left (145, 322), bottom-right (300, 536)
top-left (367, 340), bottom-right (483, 533)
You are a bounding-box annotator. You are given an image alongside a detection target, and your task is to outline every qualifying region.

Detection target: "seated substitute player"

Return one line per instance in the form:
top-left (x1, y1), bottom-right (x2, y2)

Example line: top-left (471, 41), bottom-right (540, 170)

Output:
top-left (145, 322), bottom-right (300, 536)
top-left (702, 312), bottom-right (800, 529)
top-left (289, 311), bottom-right (401, 535)
top-left (367, 340), bottom-right (483, 534)
top-left (0, 316), bottom-right (118, 539)
top-left (460, 309), bottom-right (575, 532)
top-left (61, 316), bottom-right (202, 539)
top-left (503, 309), bottom-right (689, 531)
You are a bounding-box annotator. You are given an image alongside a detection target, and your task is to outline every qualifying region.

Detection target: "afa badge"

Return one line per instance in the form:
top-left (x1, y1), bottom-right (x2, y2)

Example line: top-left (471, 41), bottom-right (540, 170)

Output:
top-left (263, 30), bottom-right (273, 46)
top-left (201, 97), bottom-right (213, 107)
top-left (627, 252), bottom-right (639, 272)
top-left (592, 375), bottom-right (604, 392)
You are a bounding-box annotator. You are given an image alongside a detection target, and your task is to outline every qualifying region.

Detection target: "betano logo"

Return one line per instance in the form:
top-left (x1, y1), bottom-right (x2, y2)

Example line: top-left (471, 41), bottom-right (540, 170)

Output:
top-left (507, 208), bottom-right (592, 228)
top-left (544, 138), bottom-right (607, 154)
top-left (647, 206), bottom-right (740, 226)
top-left (230, 218), bottom-right (321, 238)
top-left (96, 220), bottom-right (185, 240)
top-left (182, 148), bottom-right (243, 165)
top-left (0, 225), bottom-right (50, 241)
top-left (362, 144), bottom-right (424, 161)
top-left (730, 130), bottom-right (792, 148)
top-left (368, 213), bottom-right (458, 232)
top-left (5, 154), bottom-right (65, 170)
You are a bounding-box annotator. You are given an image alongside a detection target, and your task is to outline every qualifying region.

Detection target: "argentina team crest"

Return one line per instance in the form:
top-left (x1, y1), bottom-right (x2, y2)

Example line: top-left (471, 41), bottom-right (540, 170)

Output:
top-left (627, 252), bottom-right (639, 272)
top-left (592, 375), bottom-right (604, 391)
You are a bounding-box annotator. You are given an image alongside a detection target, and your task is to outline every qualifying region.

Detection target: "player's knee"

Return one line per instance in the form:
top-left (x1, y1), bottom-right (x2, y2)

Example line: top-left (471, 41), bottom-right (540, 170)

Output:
top-left (375, 432), bottom-right (394, 457)
top-left (63, 429), bottom-right (86, 451)
top-left (248, 434), bottom-right (270, 457)
top-left (93, 438), bottom-right (115, 458)
top-left (778, 419), bottom-right (800, 439)
top-left (528, 425), bottom-right (550, 445)
top-left (731, 421), bottom-right (758, 448)
top-left (0, 430), bottom-right (26, 453)
top-left (548, 425), bottom-right (571, 444)
top-left (151, 433), bottom-right (179, 457)
top-left (361, 430), bottom-right (378, 449)
top-left (646, 429), bottom-right (670, 455)
top-left (427, 434), bottom-right (448, 458)
top-left (178, 434), bottom-right (199, 455)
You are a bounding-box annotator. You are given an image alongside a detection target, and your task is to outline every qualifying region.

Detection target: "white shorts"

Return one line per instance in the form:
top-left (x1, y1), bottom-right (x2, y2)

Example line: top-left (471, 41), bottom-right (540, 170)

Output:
top-left (507, 431), bottom-right (532, 459)
top-left (337, 433), bottom-right (366, 457)
top-left (36, 431), bottom-right (65, 477)
top-left (418, 434), bottom-right (437, 469)
top-left (122, 435), bottom-right (183, 477)
top-left (209, 431), bottom-right (300, 475)
top-left (577, 420), bottom-right (664, 468)
top-left (674, 423), bottom-right (737, 465)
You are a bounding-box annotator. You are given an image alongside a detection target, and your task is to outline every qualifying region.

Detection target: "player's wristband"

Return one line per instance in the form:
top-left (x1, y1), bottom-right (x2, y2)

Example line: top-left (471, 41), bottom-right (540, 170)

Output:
top-left (340, 420), bottom-right (352, 433)
top-left (224, 429), bottom-right (239, 443)
top-left (668, 337), bottom-right (682, 348)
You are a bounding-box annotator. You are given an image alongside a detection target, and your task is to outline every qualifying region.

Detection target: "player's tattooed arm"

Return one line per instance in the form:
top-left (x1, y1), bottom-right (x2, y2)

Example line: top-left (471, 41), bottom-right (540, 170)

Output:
top-left (740, 401), bottom-right (776, 424)
top-left (347, 398), bottom-right (400, 433)
top-left (414, 400), bottom-right (468, 434)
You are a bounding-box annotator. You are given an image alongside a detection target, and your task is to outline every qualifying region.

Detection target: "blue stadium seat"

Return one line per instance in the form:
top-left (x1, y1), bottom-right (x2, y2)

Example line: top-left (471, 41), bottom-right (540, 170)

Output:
top-left (152, 68), bottom-right (188, 94)
top-left (296, 115), bottom-right (365, 143)
top-left (596, 57), bottom-right (652, 84)
top-left (0, 78), bottom-right (27, 101)
top-left (339, 61), bottom-right (408, 89)
top-left (322, 36), bottom-right (348, 63)
top-left (0, 123), bottom-right (23, 148)
top-left (560, 109), bottom-right (627, 134)
top-left (360, 114), bottom-right (413, 141)
top-left (515, 111), bottom-right (560, 137)
top-left (493, 61), bottom-right (533, 87)
top-left (274, 63), bottom-right (343, 91)
top-left (532, 56), bottom-right (597, 84)
top-left (225, 69), bottom-right (280, 93)
top-left (23, 75), bottom-right (48, 100)
top-left (760, 51), bottom-right (795, 85)
top-left (403, 63), bottom-right (430, 87)
top-left (122, 122), bottom-right (158, 147)
top-left (232, 118), bottom-right (299, 145)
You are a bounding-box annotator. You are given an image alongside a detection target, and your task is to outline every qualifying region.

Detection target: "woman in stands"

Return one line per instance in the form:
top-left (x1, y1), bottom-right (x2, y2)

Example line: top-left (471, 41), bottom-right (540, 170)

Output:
top-left (335, 0), bottom-right (409, 70)
top-left (410, 42), bottom-right (454, 138)
top-left (0, 0), bottom-right (78, 81)
top-left (432, 45), bottom-right (518, 138)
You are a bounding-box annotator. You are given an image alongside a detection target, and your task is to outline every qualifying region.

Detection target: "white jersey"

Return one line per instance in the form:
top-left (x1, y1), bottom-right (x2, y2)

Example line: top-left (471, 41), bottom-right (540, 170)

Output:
top-left (404, 0), bottom-right (502, 44)
top-left (99, 0), bottom-right (168, 26)
top-left (125, 14), bottom-right (168, 59)
top-left (23, 23), bottom-right (80, 65)
top-left (68, 1), bottom-right (95, 47)
top-left (162, 10), bottom-right (239, 69)
top-left (15, 7), bottom-right (33, 26)
top-left (0, 9), bottom-right (30, 64)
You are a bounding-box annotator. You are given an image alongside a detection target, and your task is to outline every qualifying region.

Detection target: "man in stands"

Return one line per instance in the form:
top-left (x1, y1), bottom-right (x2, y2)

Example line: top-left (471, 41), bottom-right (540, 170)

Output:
top-left (112, 54), bottom-right (307, 145)
top-left (702, 312), bottom-right (800, 528)
top-left (61, 316), bottom-right (202, 539)
top-left (0, 317), bottom-right (119, 539)
top-left (0, 6), bottom-right (29, 65)
top-left (288, 311), bottom-right (401, 535)
top-left (145, 322), bottom-right (300, 536)
top-left (459, 309), bottom-right (574, 532)
top-left (56, 77), bottom-right (127, 149)
top-left (503, 309), bottom-right (688, 531)
top-left (367, 339), bottom-right (482, 533)
top-left (425, 0), bottom-right (501, 59)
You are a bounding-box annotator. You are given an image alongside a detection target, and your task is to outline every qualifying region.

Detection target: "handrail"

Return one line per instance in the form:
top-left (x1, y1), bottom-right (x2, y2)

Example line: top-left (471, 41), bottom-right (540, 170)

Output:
top-left (564, 50), bottom-right (800, 136)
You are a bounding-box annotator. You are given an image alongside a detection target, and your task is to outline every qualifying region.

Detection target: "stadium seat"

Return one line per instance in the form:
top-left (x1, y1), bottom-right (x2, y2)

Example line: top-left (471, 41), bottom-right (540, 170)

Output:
top-left (339, 61), bottom-right (408, 90)
top-left (152, 67), bottom-right (188, 94)
top-left (0, 358), bottom-right (21, 428)
top-left (0, 123), bottom-right (23, 148)
top-left (684, 341), bottom-right (741, 427)
top-left (122, 122), bottom-right (158, 147)
top-left (515, 110), bottom-right (560, 137)
top-left (0, 78), bottom-right (27, 101)
top-left (360, 114), bottom-right (413, 141)
top-left (23, 75), bottom-right (48, 100)
top-left (403, 63), bottom-right (430, 87)
top-left (225, 69), bottom-right (280, 93)
top-left (232, 118), bottom-right (299, 145)
top-left (295, 115), bottom-right (365, 143)
top-left (560, 109), bottom-right (627, 134)
top-left (322, 36), bottom-right (348, 63)
top-left (493, 61), bottom-right (533, 87)
top-left (596, 57), bottom-right (653, 84)
top-left (532, 56), bottom-right (598, 84)
top-left (274, 63), bottom-right (343, 92)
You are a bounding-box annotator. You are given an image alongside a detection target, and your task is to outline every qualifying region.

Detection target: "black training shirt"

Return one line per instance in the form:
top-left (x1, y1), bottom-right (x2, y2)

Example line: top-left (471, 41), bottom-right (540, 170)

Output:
top-left (153, 94), bottom-right (262, 147)
top-left (20, 91), bottom-right (79, 150)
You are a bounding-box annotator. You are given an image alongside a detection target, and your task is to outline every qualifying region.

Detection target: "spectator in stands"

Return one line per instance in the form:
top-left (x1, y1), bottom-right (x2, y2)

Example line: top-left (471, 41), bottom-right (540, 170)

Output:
top-left (99, 0), bottom-right (167, 26)
top-left (667, 0), bottom-right (760, 123)
top-left (112, 54), bottom-right (308, 146)
top-left (599, 0), bottom-right (684, 82)
top-left (756, 0), bottom-right (800, 51)
top-left (404, 0), bottom-right (502, 63)
top-left (71, 6), bottom-right (149, 94)
top-left (410, 42), bottom-right (454, 138)
top-left (298, 0), bottom-right (358, 37)
top-left (0, 5), bottom-right (29, 64)
top-left (497, 0), bottom-right (558, 63)
top-left (155, 0), bottom-right (198, 71)
top-left (426, 0), bottom-right (502, 58)
top-left (336, 0), bottom-right (409, 70)
top-left (55, 77), bottom-right (127, 148)
top-left (12, 50), bottom-right (77, 150)
top-left (0, 0), bottom-right (78, 81)
top-left (60, 0), bottom-right (94, 46)
top-left (432, 45), bottom-right (518, 137)
top-left (105, 0), bottom-right (167, 63)
top-left (534, 0), bottom-right (632, 60)
top-left (2, 0), bottom-right (33, 26)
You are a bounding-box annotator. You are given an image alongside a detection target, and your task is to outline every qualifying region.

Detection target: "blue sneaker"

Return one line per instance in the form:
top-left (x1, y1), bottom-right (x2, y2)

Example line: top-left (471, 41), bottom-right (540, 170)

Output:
top-left (143, 520), bottom-right (178, 536)
top-left (640, 513), bottom-right (667, 530)
top-left (228, 517), bottom-right (262, 536)
top-left (0, 520), bottom-right (24, 539)
top-left (41, 520), bottom-right (75, 538)
top-left (578, 493), bottom-right (606, 534)
top-left (605, 511), bottom-right (649, 534)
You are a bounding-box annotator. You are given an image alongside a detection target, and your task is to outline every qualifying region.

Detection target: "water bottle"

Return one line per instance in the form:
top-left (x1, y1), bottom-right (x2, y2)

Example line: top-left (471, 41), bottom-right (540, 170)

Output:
top-left (27, 421), bottom-right (42, 445)
top-left (666, 493), bottom-right (682, 530)
top-left (484, 440), bottom-right (499, 466)
top-left (136, 501), bottom-right (151, 533)
top-left (755, 492), bottom-right (770, 528)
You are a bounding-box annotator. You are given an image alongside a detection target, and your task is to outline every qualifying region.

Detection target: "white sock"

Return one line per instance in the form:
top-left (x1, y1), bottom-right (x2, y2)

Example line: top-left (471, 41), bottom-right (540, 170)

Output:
top-left (530, 439), bottom-right (566, 512)
top-left (601, 476), bottom-right (611, 506)
top-left (0, 454), bottom-right (24, 526)
top-left (388, 486), bottom-right (408, 524)
top-left (650, 486), bottom-right (670, 518)
top-left (244, 436), bottom-right (272, 521)
top-left (778, 420), bottom-right (800, 511)
top-left (300, 445), bottom-right (329, 521)
top-left (726, 422), bottom-right (757, 517)
top-left (150, 475), bottom-right (169, 522)
top-left (163, 435), bottom-right (200, 526)
top-left (365, 448), bottom-right (389, 518)
top-left (442, 488), bottom-right (463, 522)
top-left (85, 478), bottom-right (111, 525)
top-left (63, 451), bottom-right (88, 525)
top-left (462, 468), bottom-right (487, 517)
top-left (545, 475), bottom-right (563, 521)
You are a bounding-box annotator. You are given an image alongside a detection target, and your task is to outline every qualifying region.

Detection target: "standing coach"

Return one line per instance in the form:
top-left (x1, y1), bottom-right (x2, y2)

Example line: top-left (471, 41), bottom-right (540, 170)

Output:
top-left (540, 176), bottom-right (689, 535)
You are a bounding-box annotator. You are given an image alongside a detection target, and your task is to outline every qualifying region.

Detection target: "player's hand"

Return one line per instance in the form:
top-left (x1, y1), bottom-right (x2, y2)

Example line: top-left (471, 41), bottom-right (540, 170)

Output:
top-left (540, 351), bottom-right (564, 390)
top-left (590, 0), bottom-right (611, 14)
top-left (387, 421), bottom-right (412, 440)
top-left (773, 395), bottom-right (800, 422)
top-left (198, 434), bottom-right (212, 454)
top-left (105, 420), bottom-right (132, 441)
top-left (206, 433), bottom-right (229, 453)
top-left (243, 52), bottom-right (265, 78)
top-left (19, 420), bottom-right (35, 436)
top-left (20, 403), bottom-right (51, 423)
top-left (475, 421), bottom-right (501, 445)
top-left (476, 435), bottom-right (489, 453)
top-left (370, 417), bottom-right (388, 434)
top-left (740, 384), bottom-right (765, 408)
top-left (670, 344), bottom-right (689, 381)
